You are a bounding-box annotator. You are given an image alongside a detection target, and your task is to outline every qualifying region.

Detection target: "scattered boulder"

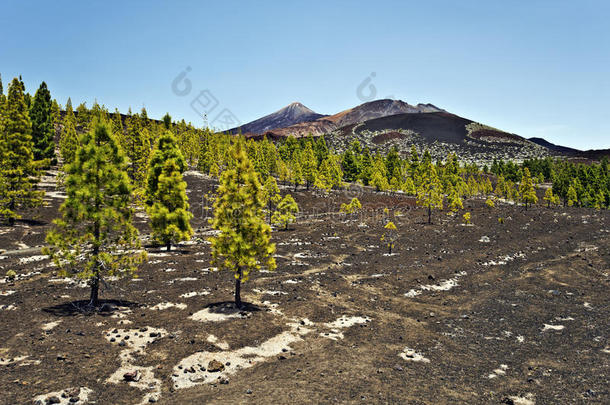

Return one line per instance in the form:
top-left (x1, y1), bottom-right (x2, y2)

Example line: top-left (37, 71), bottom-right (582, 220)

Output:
top-left (207, 359), bottom-right (225, 372)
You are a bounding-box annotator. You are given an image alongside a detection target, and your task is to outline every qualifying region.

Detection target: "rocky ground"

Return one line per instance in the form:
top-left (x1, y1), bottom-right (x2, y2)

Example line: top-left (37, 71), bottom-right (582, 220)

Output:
top-left (0, 171), bottom-right (608, 404)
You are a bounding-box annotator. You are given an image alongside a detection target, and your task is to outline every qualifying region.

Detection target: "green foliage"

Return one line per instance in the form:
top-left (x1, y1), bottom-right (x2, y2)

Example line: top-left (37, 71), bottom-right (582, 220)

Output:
top-left (272, 194), bottom-right (299, 230)
top-left (381, 221), bottom-right (398, 254)
top-left (6, 269), bottom-right (16, 281)
top-left (147, 159), bottom-right (193, 249)
top-left (416, 161), bottom-right (443, 224)
top-left (485, 197), bottom-right (495, 208)
top-left (30, 86), bottom-right (56, 165)
top-left (463, 212), bottom-right (471, 224)
top-left (59, 100), bottom-right (79, 165)
top-left (145, 132), bottom-right (187, 204)
top-left (519, 168), bottom-right (538, 209)
top-left (0, 78), bottom-right (43, 225)
top-left (208, 138), bottom-right (276, 307)
top-left (262, 175), bottom-right (281, 222)
top-left (340, 197), bottom-right (362, 214)
top-left (44, 121), bottom-right (146, 306)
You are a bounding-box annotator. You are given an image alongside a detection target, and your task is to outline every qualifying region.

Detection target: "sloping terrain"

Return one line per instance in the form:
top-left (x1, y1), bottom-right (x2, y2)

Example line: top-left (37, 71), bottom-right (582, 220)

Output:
top-left (257, 99), bottom-right (444, 138)
top-left (1, 171), bottom-right (609, 404)
top-left (229, 102), bottom-right (326, 135)
top-left (326, 112), bottom-right (551, 164)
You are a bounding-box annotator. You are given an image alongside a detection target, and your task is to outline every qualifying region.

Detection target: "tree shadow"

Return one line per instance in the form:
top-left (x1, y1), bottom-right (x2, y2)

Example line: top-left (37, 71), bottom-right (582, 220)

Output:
top-left (43, 299), bottom-right (140, 317)
top-left (16, 218), bottom-right (47, 227)
top-left (204, 301), bottom-right (261, 314)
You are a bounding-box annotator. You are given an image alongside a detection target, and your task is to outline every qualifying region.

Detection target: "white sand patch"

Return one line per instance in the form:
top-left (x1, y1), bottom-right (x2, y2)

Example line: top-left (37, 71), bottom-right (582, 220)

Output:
top-left (555, 316), bottom-right (574, 321)
top-left (488, 364), bottom-right (508, 379)
top-left (1, 270), bottom-right (41, 284)
top-left (542, 324), bottom-right (564, 332)
top-left (105, 327), bottom-right (165, 404)
top-left (0, 304), bottom-right (17, 310)
top-left (584, 302), bottom-right (593, 310)
top-left (149, 302), bottom-right (187, 310)
top-left (399, 347), bottom-right (430, 363)
top-left (110, 308), bottom-right (133, 319)
top-left (482, 252), bottom-right (525, 266)
top-left (45, 190), bottom-right (67, 199)
top-left (42, 321), bottom-right (62, 331)
top-left (207, 335), bottom-right (230, 350)
top-left (48, 277), bottom-right (88, 288)
top-left (370, 274), bottom-right (386, 278)
top-left (382, 253), bottom-right (399, 256)
top-left (19, 255), bottom-right (47, 264)
top-left (173, 328), bottom-right (308, 389)
top-left (0, 355), bottom-right (29, 365)
top-left (405, 272), bottom-right (467, 297)
top-left (180, 291), bottom-right (210, 298)
top-left (252, 289), bottom-right (287, 296)
top-left (147, 252), bottom-right (170, 257)
top-left (173, 277), bottom-right (198, 282)
top-left (320, 315), bottom-right (370, 341)
top-left (517, 335), bottom-right (525, 343)
top-left (164, 268), bottom-right (176, 272)
top-left (16, 242), bottom-right (30, 249)
top-left (283, 279), bottom-right (300, 284)
top-left (189, 307), bottom-right (246, 322)
top-left (508, 393), bottom-right (535, 405)
top-left (478, 235), bottom-right (491, 243)
top-left (33, 387), bottom-right (93, 405)
top-left (293, 251), bottom-right (326, 259)
top-left (0, 290), bottom-right (15, 296)
top-left (601, 346), bottom-right (610, 354)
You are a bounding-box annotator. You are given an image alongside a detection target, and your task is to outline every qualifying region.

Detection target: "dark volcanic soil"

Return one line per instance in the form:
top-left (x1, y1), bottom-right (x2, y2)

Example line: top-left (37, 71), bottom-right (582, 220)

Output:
top-left (0, 171), bottom-right (608, 405)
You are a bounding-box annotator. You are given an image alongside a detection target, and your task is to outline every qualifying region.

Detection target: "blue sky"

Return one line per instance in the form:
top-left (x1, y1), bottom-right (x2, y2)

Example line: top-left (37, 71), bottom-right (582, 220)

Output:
top-left (1, 0), bottom-right (608, 149)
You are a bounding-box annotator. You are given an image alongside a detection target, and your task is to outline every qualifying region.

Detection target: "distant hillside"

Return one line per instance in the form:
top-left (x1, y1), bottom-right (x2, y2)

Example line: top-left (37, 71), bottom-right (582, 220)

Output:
top-left (230, 102), bottom-right (326, 135)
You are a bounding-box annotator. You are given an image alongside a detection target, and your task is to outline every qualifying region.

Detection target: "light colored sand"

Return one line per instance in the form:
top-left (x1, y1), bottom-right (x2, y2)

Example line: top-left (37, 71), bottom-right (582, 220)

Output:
top-left (399, 347), bottom-right (430, 363)
top-left (180, 291), bottom-right (210, 298)
top-left (189, 308), bottom-right (245, 322)
top-left (42, 320), bottom-right (62, 331)
top-left (488, 364), bottom-right (508, 378)
top-left (19, 255), bottom-right (47, 264)
top-left (33, 387), bottom-right (93, 405)
top-left (0, 290), bottom-right (15, 296)
top-left (542, 324), bottom-right (564, 331)
top-left (149, 302), bottom-right (187, 310)
top-left (405, 272), bottom-right (467, 297)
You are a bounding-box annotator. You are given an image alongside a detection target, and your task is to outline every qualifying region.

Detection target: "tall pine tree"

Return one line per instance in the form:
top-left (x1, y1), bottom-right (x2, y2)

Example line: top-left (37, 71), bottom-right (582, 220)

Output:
top-left (30, 82), bottom-right (56, 165)
top-left (0, 78), bottom-right (43, 225)
top-left (209, 138), bottom-right (276, 308)
top-left (44, 121), bottom-right (146, 307)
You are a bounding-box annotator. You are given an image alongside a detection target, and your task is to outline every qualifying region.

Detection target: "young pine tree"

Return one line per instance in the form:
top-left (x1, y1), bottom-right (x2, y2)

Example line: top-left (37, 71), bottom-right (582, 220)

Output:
top-left (145, 132), bottom-right (187, 204)
top-left (381, 221), bottom-right (398, 254)
top-left (0, 78), bottom-right (43, 225)
top-left (209, 139), bottom-right (276, 308)
top-left (416, 162), bottom-right (444, 224)
top-left (272, 194), bottom-right (299, 230)
top-left (519, 168), bottom-right (538, 210)
top-left (148, 159), bottom-right (193, 250)
top-left (44, 121), bottom-right (146, 307)
top-left (262, 175), bottom-right (281, 223)
top-left (59, 100), bottom-right (79, 165)
top-left (30, 81), bottom-right (56, 166)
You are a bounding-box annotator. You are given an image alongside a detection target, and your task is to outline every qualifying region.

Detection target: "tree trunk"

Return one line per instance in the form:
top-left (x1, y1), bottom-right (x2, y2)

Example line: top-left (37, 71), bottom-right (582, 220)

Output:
top-left (90, 274), bottom-right (99, 307)
top-left (388, 244), bottom-right (392, 255)
top-left (428, 205), bottom-right (432, 224)
top-left (166, 241), bottom-right (171, 251)
top-left (234, 266), bottom-right (242, 308)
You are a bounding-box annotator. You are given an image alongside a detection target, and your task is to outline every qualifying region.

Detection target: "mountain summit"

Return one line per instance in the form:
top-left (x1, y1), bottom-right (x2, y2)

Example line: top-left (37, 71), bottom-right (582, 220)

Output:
top-left (230, 102), bottom-right (326, 134)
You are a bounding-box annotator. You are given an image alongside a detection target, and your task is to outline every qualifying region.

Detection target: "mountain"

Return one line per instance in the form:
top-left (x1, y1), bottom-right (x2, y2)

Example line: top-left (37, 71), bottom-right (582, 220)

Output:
top-left (229, 102), bottom-right (326, 135)
top-left (261, 99), bottom-right (444, 138)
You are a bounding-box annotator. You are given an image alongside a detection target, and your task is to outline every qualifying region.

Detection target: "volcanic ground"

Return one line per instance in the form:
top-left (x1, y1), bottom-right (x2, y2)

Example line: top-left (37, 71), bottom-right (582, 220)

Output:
top-left (0, 171), bottom-right (608, 404)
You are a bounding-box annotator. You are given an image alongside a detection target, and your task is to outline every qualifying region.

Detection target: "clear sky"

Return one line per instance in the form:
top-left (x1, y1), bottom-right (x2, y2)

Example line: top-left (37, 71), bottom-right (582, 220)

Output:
top-left (1, 0), bottom-right (608, 149)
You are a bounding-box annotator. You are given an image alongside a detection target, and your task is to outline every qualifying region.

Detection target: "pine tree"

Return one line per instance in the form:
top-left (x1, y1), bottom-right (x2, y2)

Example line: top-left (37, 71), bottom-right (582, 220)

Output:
top-left (447, 185), bottom-right (463, 212)
top-left (272, 194), bottom-right (299, 230)
top-left (209, 138), bottom-right (276, 308)
top-left (301, 142), bottom-right (317, 189)
top-left (567, 185), bottom-right (578, 207)
top-left (59, 98), bottom-right (79, 165)
top-left (145, 132), bottom-right (187, 205)
top-left (76, 102), bottom-right (89, 129)
top-left (544, 187), bottom-right (556, 208)
top-left (50, 99), bottom-right (61, 125)
top-left (262, 175), bottom-right (281, 223)
top-left (148, 159), bottom-right (193, 250)
top-left (416, 162), bottom-right (444, 224)
top-left (162, 113), bottom-right (172, 130)
top-left (30, 82), bottom-right (56, 165)
top-left (44, 121), bottom-right (146, 307)
top-left (519, 168), bottom-right (538, 210)
top-left (0, 78), bottom-right (43, 225)
top-left (381, 221), bottom-right (397, 254)
top-left (370, 157), bottom-right (389, 192)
